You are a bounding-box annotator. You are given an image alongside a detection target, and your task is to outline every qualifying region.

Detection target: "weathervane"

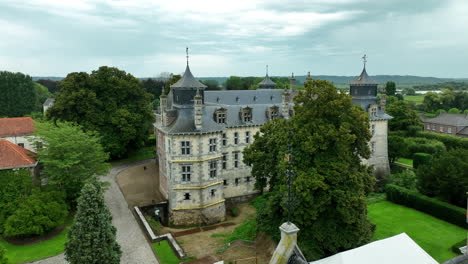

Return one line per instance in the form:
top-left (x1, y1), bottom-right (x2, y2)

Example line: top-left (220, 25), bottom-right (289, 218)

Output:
top-left (362, 54), bottom-right (367, 68)
top-left (186, 46), bottom-right (189, 66)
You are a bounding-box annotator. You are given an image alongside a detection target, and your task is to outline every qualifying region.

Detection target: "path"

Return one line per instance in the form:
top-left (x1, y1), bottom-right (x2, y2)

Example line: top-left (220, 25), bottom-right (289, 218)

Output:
top-left (29, 159), bottom-right (159, 264)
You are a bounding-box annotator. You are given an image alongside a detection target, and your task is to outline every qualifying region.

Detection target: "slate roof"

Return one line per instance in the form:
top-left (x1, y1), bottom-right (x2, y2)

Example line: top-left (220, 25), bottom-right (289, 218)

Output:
top-left (43, 98), bottom-right (55, 107)
top-left (162, 89), bottom-right (285, 135)
top-left (170, 65), bottom-right (207, 89)
top-left (424, 113), bottom-right (468, 127)
top-left (350, 67), bottom-right (378, 85)
top-left (0, 117), bottom-right (35, 137)
top-left (370, 112), bottom-right (393, 121)
top-left (258, 74), bottom-right (276, 88)
top-left (0, 139), bottom-right (37, 170)
top-left (457, 127), bottom-right (468, 136)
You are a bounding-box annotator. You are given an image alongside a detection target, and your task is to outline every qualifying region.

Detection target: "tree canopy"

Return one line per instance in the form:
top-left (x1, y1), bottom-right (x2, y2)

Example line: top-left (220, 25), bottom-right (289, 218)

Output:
top-left (0, 71), bottom-right (37, 117)
top-left (243, 79), bottom-right (375, 260)
top-left (47, 66), bottom-right (154, 158)
top-left (386, 100), bottom-right (421, 131)
top-left (384, 81), bottom-right (396, 96)
top-left (65, 181), bottom-right (121, 264)
top-left (35, 121), bottom-right (109, 205)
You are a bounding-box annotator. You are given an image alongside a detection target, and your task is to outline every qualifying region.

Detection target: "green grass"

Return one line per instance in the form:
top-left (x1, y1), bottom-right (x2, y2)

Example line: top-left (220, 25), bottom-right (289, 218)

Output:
top-left (152, 240), bottom-right (180, 264)
top-left (404, 95), bottom-right (424, 104)
top-left (368, 201), bottom-right (467, 262)
top-left (111, 146), bottom-right (156, 166)
top-left (397, 158), bottom-right (413, 166)
top-left (0, 218), bottom-right (72, 264)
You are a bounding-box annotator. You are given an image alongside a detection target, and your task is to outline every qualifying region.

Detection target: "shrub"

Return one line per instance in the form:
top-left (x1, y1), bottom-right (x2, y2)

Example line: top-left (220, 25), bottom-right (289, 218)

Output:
top-left (385, 184), bottom-right (466, 228)
top-left (448, 108), bottom-right (461, 114)
top-left (451, 239), bottom-right (467, 254)
top-left (412, 153), bottom-right (432, 169)
top-left (229, 207), bottom-right (239, 217)
top-left (4, 190), bottom-right (68, 237)
top-left (387, 170), bottom-right (418, 190)
top-left (416, 131), bottom-right (468, 150)
top-left (0, 244), bottom-right (7, 264)
top-left (405, 137), bottom-right (445, 157)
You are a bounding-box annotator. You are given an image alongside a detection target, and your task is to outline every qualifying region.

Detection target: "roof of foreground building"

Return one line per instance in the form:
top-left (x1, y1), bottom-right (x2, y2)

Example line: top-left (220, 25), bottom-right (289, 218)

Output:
top-left (0, 139), bottom-right (37, 170)
top-left (0, 117), bottom-right (35, 137)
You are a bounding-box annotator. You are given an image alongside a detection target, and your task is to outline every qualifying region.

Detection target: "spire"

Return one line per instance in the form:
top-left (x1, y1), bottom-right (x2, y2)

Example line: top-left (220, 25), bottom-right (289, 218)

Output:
top-left (186, 46), bottom-right (189, 66)
top-left (306, 71), bottom-right (312, 82)
top-left (266, 65), bottom-right (269, 76)
top-left (362, 54), bottom-right (367, 69)
top-left (258, 64), bottom-right (276, 89)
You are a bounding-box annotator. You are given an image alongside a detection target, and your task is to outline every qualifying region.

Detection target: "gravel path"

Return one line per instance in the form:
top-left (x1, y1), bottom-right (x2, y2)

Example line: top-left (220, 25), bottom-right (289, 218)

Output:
top-left (29, 159), bottom-right (159, 264)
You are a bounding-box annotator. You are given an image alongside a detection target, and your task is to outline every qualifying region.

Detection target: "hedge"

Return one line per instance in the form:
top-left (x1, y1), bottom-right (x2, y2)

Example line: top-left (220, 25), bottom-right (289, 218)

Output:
top-left (385, 184), bottom-right (467, 228)
top-left (416, 131), bottom-right (468, 150)
top-left (451, 239), bottom-right (467, 254)
top-left (405, 137), bottom-right (445, 156)
top-left (412, 153), bottom-right (432, 169)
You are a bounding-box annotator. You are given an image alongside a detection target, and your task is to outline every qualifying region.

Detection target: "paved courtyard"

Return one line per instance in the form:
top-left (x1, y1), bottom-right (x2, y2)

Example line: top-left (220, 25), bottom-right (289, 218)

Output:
top-left (29, 159), bottom-right (159, 264)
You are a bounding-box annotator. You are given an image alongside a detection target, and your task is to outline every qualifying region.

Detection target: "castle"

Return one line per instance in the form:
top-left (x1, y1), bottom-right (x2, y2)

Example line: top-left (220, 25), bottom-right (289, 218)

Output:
top-left (155, 55), bottom-right (390, 226)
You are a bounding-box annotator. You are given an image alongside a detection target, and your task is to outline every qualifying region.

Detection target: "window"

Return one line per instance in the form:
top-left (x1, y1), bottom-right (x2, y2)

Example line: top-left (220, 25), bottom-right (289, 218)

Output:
top-left (210, 161), bottom-right (217, 178)
top-left (245, 177), bottom-right (251, 182)
top-left (182, 165), bottom-right (191, 182)
top-left (370, 107), bottom-right (377, 117)
top-left (432, 125), bottom-right (435, 131)
top-left (234, 132), bottom-right (239, 145)
top-left (222, 153), bottom-right (227, 169)
top-left (448, 127), bottom-right (452, 133)
top-left (426, 124), bottom-right (430, 130)
top-left (269, 106), bottom-right (279, 119)
top-left (439, 126), bottom-right (444, 132)
top-left (354, 89), bottom-right (357, 95)
top-left (223, 179), bottom-right (228, 186)
top-left (245, 131), bottom-right (250, 144)
top-left (210, 189), bottom-right (216, 197)
top-left (235, 178), bottom-right (239, 186)
top-left (371, 142), bottom-right (375, 154)
top-left (18, 143), bottom-right (24, 148)
top-left (222, 133), bottom-right (227, 146)
top-left (242, 108), bottom-right (252, 122)
top-left (234, 152), bottom-right (239, 168)
top-left (214, 108), bottom-right (227, 124)
top-left (371, 124), bottom-right (375, 136)
top-left (209, 138), bottom-right (217, 152)
top-left (184, 193), bottom-right (191, 200)
top-left (181, 141), bottom-right (191, 155)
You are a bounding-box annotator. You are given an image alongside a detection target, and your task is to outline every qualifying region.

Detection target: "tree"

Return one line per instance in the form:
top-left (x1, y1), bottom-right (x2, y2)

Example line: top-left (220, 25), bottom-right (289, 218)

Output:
top-left (34, 82), bottom-right (51, 112)
top-left (4, 190), bottom-right (68, 237)
top-left (35, 121), bottom-right (109, 205)
top-left (385, 81), bottom-right (396, 96)
top-left (417, 148), bottom-right (468, 207)
top-left (386, 100), bottom-right (421, 131)
top-left (163, 74), bottom-right (181, 95)
top-left (448, 108), bottom-right (461, 114)
top-left (47, 67), bottom-right (154, 158)
top-left (226, 76), bottom-right (243, 90)
top-left (65, 181), bottom-right (121, 264)
top-left (0, 244), bottom-right (8, 264)
top-left (423, 92), bottom-right (441, 112)
top-left (0, 71), bottom-right (37, 117)
top-left (201, 80), bottom-right (220, 90)
top-left (402, 87), bottom-right (416, 96)
top-left (142, 78), bottom-right (164, 99)
top-left (244, 79), bottom-right (375, 260)
top-left (388, 135), bottom-right (407, 164)
top-left (36, 79), bottom-right (60, 93)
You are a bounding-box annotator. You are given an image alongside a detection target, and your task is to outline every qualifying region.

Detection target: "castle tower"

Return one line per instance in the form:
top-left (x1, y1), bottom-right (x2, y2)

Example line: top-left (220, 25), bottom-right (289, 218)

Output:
top-left (159, 94), bottom-right (167, 126)
top-left (258, 65), bottom-right (276, 89)
top-left (350, 55), bottom-right (392, 176)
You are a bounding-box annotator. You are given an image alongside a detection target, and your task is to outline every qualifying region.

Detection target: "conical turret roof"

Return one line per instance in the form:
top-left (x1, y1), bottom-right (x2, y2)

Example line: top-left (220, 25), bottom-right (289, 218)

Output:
top-left (350, 67), bottom-right (377, 85)
top-left (171, 65), bottom-right (207, 89)
top-left (258, 74), bottom-right (276, 89)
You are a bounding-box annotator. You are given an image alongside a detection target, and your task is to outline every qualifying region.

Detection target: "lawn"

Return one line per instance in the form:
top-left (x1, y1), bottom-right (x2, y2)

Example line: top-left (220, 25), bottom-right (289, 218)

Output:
top-left (152, 240), bottom-right (180, 264)
top-left (0, 219), bottom-right (71, 264)
top-left (111, 146), bottom-right (156, 166)
top-left (368, 201), bottom-right (467, 262)
top-left (404, 95), bottom-right (424, 104)
top-left (397, 158), bottom-right (413, 166)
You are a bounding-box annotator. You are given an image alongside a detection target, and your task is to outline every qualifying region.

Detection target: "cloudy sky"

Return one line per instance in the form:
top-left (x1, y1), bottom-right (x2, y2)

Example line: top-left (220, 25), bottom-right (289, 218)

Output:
top-left (0, 0), bottom-right (467, 78)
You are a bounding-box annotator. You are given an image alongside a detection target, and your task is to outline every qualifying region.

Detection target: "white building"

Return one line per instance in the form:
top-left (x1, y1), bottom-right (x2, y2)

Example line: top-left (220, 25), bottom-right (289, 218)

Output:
top-left (0, 117), bottom-right (38, 152)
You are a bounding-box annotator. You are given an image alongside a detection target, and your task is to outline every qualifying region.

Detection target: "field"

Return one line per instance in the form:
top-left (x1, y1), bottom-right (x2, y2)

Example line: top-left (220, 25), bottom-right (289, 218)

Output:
top-left (404, 95), bottom-right (424, 104)
top-left (396, 158), bottom-right (413, 166)
top-left (368, 201), bottom-right (466, 262)
top-left (111, 146), bottom-right (156, 166)
top-left (152, 240), bottom-right (180, 264)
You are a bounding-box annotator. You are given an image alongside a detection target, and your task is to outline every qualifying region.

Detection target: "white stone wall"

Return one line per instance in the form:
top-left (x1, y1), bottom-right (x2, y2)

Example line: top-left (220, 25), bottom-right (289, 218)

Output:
top-left (365, 120), bottom-right (390, 175)
top-left (1, 135), bottom-right (38, 152)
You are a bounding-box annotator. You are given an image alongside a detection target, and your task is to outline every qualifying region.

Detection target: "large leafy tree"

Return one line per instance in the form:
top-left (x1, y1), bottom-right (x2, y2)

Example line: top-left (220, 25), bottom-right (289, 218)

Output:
top-left (384, 81), bottom-right (396, 96)
top-left (0, 71), bottom-right (37, 117)
top-left (417, 148), bottom-right (468, 207)
top-left (35, 121), bottom-right (109, 205)
top-left (65, 181), bottom-right (121, 264)
top-left (244, 79), bottom-right (375, 260)
top-left (47, 66), bottom-right (154, 158)
top-left (386, 100), bottom-right (421, 131)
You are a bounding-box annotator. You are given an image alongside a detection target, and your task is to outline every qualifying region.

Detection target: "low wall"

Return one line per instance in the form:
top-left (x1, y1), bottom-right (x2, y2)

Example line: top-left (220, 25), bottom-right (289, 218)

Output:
top-left (225, 193), bottom-right (259, 209)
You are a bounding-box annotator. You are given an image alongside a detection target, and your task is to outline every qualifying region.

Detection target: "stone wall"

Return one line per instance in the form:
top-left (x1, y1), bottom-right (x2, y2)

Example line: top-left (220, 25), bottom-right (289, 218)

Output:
top-left (170, 202), bottom-right (226, 226)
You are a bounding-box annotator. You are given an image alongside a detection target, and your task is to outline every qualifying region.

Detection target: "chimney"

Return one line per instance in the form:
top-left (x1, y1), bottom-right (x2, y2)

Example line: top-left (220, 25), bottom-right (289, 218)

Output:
top-left (269, 222), bottom-right (300, 264)
top-left (380, 94), bottom-right (387, 113)
top-left (194, 89), bottom-right (203, 130)
top-left (289, 72), bottom-right (296, 92)
top-left (282, 90), bottom-right (290, 120)
top-left (160, 94), bottom-right (167, 127)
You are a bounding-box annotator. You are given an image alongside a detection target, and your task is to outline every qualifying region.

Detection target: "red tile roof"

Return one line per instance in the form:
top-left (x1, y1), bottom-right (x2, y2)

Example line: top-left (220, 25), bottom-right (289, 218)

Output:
top-left (0, 117), bottom-right (35, 137)
top-left (0, 139), bottom-right (37, 169)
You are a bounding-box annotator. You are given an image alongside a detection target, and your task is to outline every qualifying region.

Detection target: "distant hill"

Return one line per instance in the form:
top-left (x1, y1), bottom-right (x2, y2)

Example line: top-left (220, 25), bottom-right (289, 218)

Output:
top-left (33, 75), bottom-right (468, 86)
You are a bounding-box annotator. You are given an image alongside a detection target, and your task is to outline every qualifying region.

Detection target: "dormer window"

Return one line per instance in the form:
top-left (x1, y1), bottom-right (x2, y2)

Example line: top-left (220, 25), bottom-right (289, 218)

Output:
top-left (214, 108), bottom-right (227, 124)
top-left (236, 96), bottom-right (239, 103)
top-left (240, 107), bottom-right (252, 122)
top-left (370, 105), bottom-right (377, 117)
top-left (270, 95), bottom-right (274, 101)
top-left (267, 106), bottom-right (279, 120)
top-left (253, 96), bottom-right (257, 102)
top-left (216, 97), bottom-right (220, 103)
